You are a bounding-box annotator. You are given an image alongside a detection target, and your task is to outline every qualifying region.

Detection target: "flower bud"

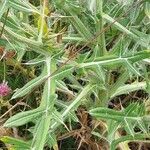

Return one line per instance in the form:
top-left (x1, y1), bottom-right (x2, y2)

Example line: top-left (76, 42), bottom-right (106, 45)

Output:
top-left (0, 81), bottom-right (11, 97)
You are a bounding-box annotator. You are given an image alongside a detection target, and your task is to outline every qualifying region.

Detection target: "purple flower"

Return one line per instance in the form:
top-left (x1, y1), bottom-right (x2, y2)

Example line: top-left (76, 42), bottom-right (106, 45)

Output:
top-left (0, 81), bottom-right (11, 97)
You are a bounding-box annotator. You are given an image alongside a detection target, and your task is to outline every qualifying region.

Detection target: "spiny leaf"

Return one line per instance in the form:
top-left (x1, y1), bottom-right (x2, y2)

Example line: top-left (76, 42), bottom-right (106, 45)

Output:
top-left (4, 107), bottom-right (44, 127)
top-left (0, 136), bottom-right (30, 149)
top-left (0, 0), bottom-right (8, 19)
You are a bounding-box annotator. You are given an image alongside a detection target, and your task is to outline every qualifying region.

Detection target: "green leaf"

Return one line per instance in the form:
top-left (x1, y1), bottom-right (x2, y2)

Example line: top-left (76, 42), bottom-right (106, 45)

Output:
top-left (25, 55), bottom-right (45, 65)
top-left (0, 136), bottom-right (30, 149)
top-left (78, 50), bottom-right (150, 68)
top-left (4, 107), bottom-right (44, 127)
top-left (90, 107), bottom-right (124, 121)
top-left (50, 84), bottom-right (95, 130)
top-left (90, 103), bottom-right (147, 136)
top-left (4, 26), bottom-right (41, 46)
top-left (145, 2), bottom-right (150, 19)
top-left (11, 73), bottom-right (47, 99)
top-left (47, 133), bottom-right (58, 148)
top-left (31, 57), bottom-right (57, 150)
top-left (8, 0), bottom-right (39, 13)
top-left (110, 81), bottom-right (146, 98)
top-left (31, 113), bottom-right (52, 150)
top-left (64, 4), bottom-right (92, 40)
top-left (0, 0), bottom-right (8, 19)
top-left (103, 13), bottom-right (138, 39)
top-left (111, 134), bottom-right (150, 150)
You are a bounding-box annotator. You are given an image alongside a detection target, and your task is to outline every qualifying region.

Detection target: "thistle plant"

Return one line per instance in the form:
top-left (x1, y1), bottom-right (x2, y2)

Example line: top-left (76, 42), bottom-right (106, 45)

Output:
top-left (0, 0), bottom-right (150, 150)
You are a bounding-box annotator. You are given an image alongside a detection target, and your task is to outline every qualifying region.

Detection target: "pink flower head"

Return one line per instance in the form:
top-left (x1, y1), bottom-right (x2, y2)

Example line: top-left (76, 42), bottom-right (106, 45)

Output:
top-left (0, 81), bottom-right (11, 97)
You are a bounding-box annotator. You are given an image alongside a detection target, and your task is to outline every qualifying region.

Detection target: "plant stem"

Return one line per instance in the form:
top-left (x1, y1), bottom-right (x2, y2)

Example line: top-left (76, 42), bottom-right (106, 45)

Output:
top-left (96, 0), bottom-right (107, 56)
